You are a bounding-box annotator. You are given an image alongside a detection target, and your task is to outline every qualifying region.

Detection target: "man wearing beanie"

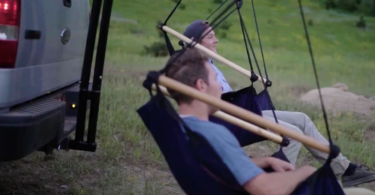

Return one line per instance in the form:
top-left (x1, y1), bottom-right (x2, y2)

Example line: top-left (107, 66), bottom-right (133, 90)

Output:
top-left (181, 19), bottom-right (375, 187)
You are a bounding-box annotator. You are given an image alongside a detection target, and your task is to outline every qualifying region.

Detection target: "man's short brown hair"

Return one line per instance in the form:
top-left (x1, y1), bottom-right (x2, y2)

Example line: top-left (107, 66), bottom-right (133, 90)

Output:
top-left (164, 48), bottom-right (209, 104)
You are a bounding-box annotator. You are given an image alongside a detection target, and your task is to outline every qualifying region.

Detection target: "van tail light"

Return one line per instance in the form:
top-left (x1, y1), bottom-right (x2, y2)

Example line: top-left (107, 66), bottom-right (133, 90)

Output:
top-left (0, 0), bottom-right (20, 69)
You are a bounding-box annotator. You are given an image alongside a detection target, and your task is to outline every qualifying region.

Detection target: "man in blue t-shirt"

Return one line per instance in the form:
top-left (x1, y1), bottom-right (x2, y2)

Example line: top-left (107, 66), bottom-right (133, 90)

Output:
top-left (164, 48), bottom-right (317, 195)
top-left (180, 19), bottom-right (375, 187)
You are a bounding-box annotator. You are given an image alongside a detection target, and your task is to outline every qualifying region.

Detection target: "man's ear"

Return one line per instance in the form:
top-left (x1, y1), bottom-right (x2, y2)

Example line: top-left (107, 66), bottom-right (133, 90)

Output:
top-left (195, 78), bottom-right (206, 91)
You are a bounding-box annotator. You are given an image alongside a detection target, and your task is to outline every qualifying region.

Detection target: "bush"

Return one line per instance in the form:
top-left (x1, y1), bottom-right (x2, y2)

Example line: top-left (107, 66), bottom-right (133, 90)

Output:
top-left (337, 0), bottom-right (360, 12)
top-left (178, 3), bottom-right (186, 10)
top-left (218, 21), bottom-right (232, 30)
top-left (323, 0), bottom-right (375, 17)
top-left (170, 0), bottom-right (186, 10)
top-left (358, 0), bottom-right (375, 16)
top-left (356, 15), bottom-right (366, 28)
top-left (143, 42), bottom-right (169, 57)
top-left (325, 0), bottom-right (337, 9)
top-left (212, 0), bottom-right (224, 4)
top-left (324, 0), bottom-right (359, 12)
top-left (143, 21), bottom-right (169, 57)
top-left (308, 19), bottom-right (314, 26)
top-left (214, 21), bottom-right (232, 40)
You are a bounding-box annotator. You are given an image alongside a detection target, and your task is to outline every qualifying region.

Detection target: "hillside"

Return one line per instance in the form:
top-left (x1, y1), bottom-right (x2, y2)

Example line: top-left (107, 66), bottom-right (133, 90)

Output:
top-left (109, 0), bottom-right (375, 95)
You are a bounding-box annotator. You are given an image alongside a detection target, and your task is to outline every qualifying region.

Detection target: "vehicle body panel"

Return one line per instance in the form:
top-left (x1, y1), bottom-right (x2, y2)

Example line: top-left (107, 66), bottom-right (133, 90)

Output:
top-left (0, 0), bottom-right (90, 109)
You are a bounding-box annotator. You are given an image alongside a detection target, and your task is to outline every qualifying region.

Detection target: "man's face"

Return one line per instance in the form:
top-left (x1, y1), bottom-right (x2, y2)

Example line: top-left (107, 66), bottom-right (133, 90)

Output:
top-left (200, 27), bottom-right (218, 53)
top-left (195, 61), bottom-right (222, 113)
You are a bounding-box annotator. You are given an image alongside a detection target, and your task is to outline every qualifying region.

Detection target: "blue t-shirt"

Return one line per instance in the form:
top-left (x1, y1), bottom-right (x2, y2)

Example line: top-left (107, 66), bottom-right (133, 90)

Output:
top-left (180, 115), bottom-right (264, 186)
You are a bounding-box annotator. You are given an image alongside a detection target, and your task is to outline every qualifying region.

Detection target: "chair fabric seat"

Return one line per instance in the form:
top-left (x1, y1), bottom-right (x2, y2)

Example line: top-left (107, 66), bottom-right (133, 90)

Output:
top-left (137, 76), bottom-right (346, 195)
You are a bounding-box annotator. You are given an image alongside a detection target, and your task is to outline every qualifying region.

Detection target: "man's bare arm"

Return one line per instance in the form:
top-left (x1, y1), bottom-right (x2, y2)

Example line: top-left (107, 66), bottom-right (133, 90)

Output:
top-left (250, 157), bottom-right (270, 168)
top-left (251, 157), bottom-right (295, 172)
top-left (243, 165), bottom-right (317, 195)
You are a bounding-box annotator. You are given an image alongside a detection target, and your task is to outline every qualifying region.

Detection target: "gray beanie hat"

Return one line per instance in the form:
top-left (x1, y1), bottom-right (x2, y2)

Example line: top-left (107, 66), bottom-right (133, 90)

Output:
top-left (179, 20), bottom-right (210, 46)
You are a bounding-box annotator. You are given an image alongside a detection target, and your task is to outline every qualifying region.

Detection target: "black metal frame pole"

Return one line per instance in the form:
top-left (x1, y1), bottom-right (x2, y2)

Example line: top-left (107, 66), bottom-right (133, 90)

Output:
top-left (75, 0), bottom-right (103, 142)
top-left (87, 0), bottom-right (114, 144)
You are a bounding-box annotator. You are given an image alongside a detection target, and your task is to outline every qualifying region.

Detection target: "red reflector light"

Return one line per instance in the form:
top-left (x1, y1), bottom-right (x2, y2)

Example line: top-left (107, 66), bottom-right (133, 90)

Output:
top-left (0, 0), bottom-right (19, 25)
top-left (0, 40), bottom-right (17, 68)
top-left (0, 0), bottom-right (20, 68)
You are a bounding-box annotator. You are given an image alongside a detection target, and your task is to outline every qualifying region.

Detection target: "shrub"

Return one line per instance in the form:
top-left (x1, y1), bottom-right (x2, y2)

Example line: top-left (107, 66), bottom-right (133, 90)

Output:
top-left (356, 15), bottom-right (366, 28)
top-left (170, 0), bottom-right (186, 10)
top-left (143, 42), bottom-right (169, 57)
top-left (218, 21), bottom-right (232, 30)
top-left (178, 3), bottom-right (186, 10)
top-left (213, 0), bottom-right (224, 4)
top-left (214, 20), bottom-right (232, 40)
top-left (323, 0), bottom-right (375, 16)
top-left (308, 19), bottom-right (314, 26)
top-left (143, 21), bottom-right (169, 57)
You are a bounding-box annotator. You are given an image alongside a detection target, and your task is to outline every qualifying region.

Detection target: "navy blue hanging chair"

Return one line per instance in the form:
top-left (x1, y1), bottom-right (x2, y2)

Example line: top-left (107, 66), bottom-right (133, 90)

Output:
top-left (138, 1), bottom-right (347, 194)
top-left (159, 0), bottom-right (284, 149)
top-left (162, 30), bottom-right (280, 149)
top-left (137, 71), bottom-right (345, 195)
top-left (209, 85), bottom-right (274, 147)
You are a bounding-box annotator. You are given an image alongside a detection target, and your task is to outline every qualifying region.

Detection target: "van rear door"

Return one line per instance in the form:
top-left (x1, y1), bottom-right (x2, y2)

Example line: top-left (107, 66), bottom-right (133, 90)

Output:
top-left (16, 0), bottom-right (90, 68)
top-left (0, 0), bottom-right (90, 109)
top-left (0, 0), bottom-right (91, 162)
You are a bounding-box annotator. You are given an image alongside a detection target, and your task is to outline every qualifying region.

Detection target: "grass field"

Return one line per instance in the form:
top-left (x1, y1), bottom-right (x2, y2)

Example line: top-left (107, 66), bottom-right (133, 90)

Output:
top-left (1, 0), bottom-right (375, 194)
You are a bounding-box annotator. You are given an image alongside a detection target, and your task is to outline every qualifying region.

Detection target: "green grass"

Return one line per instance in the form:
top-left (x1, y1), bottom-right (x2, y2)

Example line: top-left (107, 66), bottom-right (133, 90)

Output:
top-left (109, 0), bottom-right (375, 95)
top-left (1, 0), bottom-right (375, 194)
top-left (96, 0), bottom-right (375, 191)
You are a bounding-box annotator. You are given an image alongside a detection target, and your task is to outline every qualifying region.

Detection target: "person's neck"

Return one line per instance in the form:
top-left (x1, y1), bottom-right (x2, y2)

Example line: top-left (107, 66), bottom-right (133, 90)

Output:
top-left (178, 101), bottom-right (210, 121)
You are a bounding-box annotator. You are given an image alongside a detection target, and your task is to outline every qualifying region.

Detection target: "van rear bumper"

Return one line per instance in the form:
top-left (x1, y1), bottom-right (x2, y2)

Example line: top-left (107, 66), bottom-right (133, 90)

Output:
top-left (0, 98), bottom-right (66, 162)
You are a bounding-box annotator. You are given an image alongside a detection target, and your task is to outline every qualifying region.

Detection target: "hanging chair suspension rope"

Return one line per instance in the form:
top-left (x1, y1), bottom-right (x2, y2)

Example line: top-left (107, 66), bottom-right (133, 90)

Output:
top-left (206, 0), bottom-right (229, 20)
top-left (160, 0), bottom-right (238, 73)
top-left (297, 0), bottom-right (334, 147)
top-left (162, 0), bottom-right (233, 57)
top-left (205, 0), bottom-right (236, 33)
top-left (250, 0), bottom-right (270, 81)
top-left (198, 8), bottom-right (238, 44)
top-left (237, 7), bottom-right (266, 86)
top-left (236, 4), bottom-right (282, 136)
top-left (159, 0), bottom-right (268, 84)
top-left (156, 0), bottom-right (292, 147)
top-left (236, 6), bottom-right (280, 124)
top-left (181, 0), bottom-right (238, 50)
top-left (151, 84), bottom-right (285, 144)
top-left (161, 25), bottom-right (267, 83)
top-left (156, 0), bottom-right (330, 153)
top-left (236, 6), bottom-right (256, 80)
top-left (204, 0), bottom-right (272, 87)
top-left (155, 74), bottom-right (330, 154)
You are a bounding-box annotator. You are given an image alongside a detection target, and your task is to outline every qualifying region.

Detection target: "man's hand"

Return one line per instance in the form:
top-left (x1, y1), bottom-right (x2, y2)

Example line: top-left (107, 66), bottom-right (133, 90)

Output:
top-left (251, 157), bottom-right (294, 172)
top-left (266, 157), bottom-right (295, 172)
top-left (243, 165), bottom-right (317, 195)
